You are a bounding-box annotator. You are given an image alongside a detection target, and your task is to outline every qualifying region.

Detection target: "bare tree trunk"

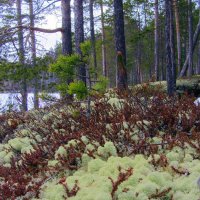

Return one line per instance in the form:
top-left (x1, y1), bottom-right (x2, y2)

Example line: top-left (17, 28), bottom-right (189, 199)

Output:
top-left (17, 0), bottom-right (27, 111)
top-left (198, 40), bottom-right (200, 74)
top-left (160, 21), bottom-right (165, 81)
top-left (165, 0), bottom-right (176, 95)
top-left (29, 0), bottom-right (39, 109)
top-left (114, 0), bottom-right (126, 63)
top-left (62, 0), bottom-right (73, 100)
top-left (116, 52), bottom-right (128, 90)
top-left (89, 0), bottom-right (97, 78)
top-left (114, 0), bottom-right (127, 91)
top-left (61, 0), bottom-right (72, 55)
top-left (74, 0), bottom-right (86, 84)
top-left (154, 0), bottom-right (159, 80)
top-left (137, 11), bottom-right (142, 83)
top-left (179, 6), bottom-right (200, 77)
top-left (173, 0), bottom-right (181, 73)
top-left (187, 0), bottom-right (193, 76)
top-left (100, 1), bottom-right (107, 77)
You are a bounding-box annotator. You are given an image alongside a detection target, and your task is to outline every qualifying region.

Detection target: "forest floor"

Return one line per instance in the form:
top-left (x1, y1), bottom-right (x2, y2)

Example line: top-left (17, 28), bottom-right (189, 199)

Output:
top-left (0, 83), bottom-right (200, 200)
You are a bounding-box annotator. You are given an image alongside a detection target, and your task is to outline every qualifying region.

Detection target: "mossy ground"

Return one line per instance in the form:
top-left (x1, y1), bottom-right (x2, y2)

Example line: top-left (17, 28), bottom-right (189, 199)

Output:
top-left (0, 85), bottom-right (200, 199)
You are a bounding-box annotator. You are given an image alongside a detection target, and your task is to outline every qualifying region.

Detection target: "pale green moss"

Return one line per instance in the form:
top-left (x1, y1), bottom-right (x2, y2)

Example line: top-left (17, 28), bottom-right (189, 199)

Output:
top-left (118, 173), bottom-right (145, 189)
top-left (18, 129), bottom-right (31, 137)
top-left (123, 121), bottom-right (129, 129)
top-left (98, 163), bottom-right (119, 179)
top-left (67, 139), bottom-right (79, 147)
top-left (55, 146), bottom-right (67, 159)
top-left (107, 98), bottom-right (124, 109)
top-left (97, 142), bottom-right (117, 159)
top-left (0, 144), bottom-right (4, 151)
top-left (118, 189), bottom-right (148, 200)
top-left (48, 160), bottom-right (59, 167)
top-left (0, 151), bottom-right (7, 159)
top-left (42, 112), bottom-right (54, 121)
top-left (4, 151), bottom-right (14, 163)
top-left (81, 153), bottom-right (92, 166)
top-left (69, 189), bottom-right (112, 200)
top-left (147, 154), bottom-right (160, 163)
top-left (151, 137), bottom-right (162, 144)
top-left (166, 151), bottom-right (180, 162)
top-left (147, 171), bottom-right (172, 188)
top-left (85, 143), bottom-right (96, 152)
top-left (3, 163), bottom-right (11, 168)
top-left (81, 136), bottom-right (89, 145)
top-left (106, 124), bottom-right (113, 131)
top-left (88, 158), bottom-right (106, 173)
top-left (8, 137), bottom-right (32, 152)
top-left (21, 145), bottom-right (34, 154)
top-left (135, 181), bottom-right (160, 196)
top-left (133, 154), bottom-right (150, 168)
top-left (169, 161), bottom-right (179, 168)
top-left (136, 120), bottom-right (152, 130)
top-left (184, 154), bottom-right (193, 162)
top-left (40, 180), bottom-right (66, 200)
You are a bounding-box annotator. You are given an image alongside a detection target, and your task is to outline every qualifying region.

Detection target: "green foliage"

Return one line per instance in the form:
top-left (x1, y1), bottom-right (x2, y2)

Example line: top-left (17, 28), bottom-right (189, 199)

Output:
top-left (56, 83), bottom-right (68, 97)
top-left (92, 76), bottom-right (109, 94)
top-left (67, 80), bottom-right (88, 100)
top-left (0, 54), bottom-right (52, 84)
top-left (0, 61), bottom-right (30, 82)
top-left (80, 41), bottom-right (91, 56)
top-left (80, 40), bottom-right (92, 63)
top-left (50, 54), bottom-right (81, 82)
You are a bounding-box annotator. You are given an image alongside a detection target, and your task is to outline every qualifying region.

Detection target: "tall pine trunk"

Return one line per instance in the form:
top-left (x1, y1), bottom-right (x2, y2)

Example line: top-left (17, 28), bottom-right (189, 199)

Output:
top-left (173, 0), bottom-right (181, 73)
top-left (187, 0), bottom-right (193, 76)
top-left (165, 0), bottom-right (176, 95)
top-left (154, 0), bottom-right (159, 81)
top-left (74, 0), bottom-right (86, 84)
top-left (62, 0), bottom-right (73, 101)
top-left (89, 0), bottom-right (97, 77)
top-left (29, 0), bottom-right (39, 109)
top-left (114, 0), bottom-right (127, 90)
top-left (17, 0), bottom-right (27, 111)
top-left (198, 40), bottom-right (200, 74)
top-left (100, 1), bottom-right (107, 77)
top-left (179, 1), bottom-right (200, 77)
top-left (61, 0), bottom-right (72, 55)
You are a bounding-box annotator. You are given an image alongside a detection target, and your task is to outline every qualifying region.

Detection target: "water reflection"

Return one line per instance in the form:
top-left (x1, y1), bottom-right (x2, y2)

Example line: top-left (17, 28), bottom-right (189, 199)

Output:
top-left (0, 93), bottom-right (60, 112)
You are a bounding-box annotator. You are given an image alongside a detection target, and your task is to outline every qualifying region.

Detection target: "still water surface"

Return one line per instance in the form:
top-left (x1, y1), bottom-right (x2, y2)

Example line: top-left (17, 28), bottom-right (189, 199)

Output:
top-left (0, 93), bottom-right (60, 112)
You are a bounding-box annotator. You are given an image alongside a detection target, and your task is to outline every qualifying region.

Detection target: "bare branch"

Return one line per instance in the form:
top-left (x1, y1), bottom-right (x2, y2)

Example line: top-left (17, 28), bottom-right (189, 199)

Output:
top-left (20, 26), bottom-right (63, 33)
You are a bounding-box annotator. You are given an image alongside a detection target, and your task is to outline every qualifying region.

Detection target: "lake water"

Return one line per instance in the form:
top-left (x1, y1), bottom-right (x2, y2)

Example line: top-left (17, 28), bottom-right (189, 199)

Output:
top-left (0, 93), bottom-right (60, 112)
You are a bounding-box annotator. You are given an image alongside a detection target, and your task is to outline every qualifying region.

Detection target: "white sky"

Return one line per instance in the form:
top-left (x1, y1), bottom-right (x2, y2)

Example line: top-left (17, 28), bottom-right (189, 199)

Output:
top-left (35, 2), bottom-right (102, 52)
top-left (38, 14), bottom-right (62, 50)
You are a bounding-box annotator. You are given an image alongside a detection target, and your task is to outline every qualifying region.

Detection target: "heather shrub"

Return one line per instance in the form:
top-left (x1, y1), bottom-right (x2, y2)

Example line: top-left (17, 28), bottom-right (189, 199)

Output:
top-left (0, 86), bottom-right (200, 199)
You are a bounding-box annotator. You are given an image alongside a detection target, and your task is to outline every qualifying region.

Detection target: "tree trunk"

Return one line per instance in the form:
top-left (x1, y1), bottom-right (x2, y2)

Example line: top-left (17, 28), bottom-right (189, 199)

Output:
top-left (198, 40), bottom-right (200, 74)
top-left (61, 0), bottom-right (72, 55)
top-left (100, 1), bottom-right (107, 77)
top-left (114, 0), bottom-right (127, 90)
top-left (179, 4), bottom-right (200, 77)
top-left (74, 0), bottom-right (86, 84)
top-left (187, 0), bottom-right (193, 76)
top-left (114, 0), bottom-right (126, 63)
top-left (89, 0), bottom-right (97, 78)
top-left (137, 11), bottom-right (142, 84)
top-left (154, 0), bottom-right (159, 80)
top-left (173, 0), bottom-right (181, 74)
top-left (165, 0), bottom-right (176, 96)
top-left (116, 52), bottom-right (127, 90)
top-left (17, 0), bottom-right (27, 111)
top-left (29, 0), bottom-right (39, 109)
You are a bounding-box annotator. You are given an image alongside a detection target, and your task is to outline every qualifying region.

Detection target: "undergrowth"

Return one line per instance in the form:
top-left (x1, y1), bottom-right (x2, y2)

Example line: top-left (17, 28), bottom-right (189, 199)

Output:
top-left (0, 85), bottom-right (200, 199)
